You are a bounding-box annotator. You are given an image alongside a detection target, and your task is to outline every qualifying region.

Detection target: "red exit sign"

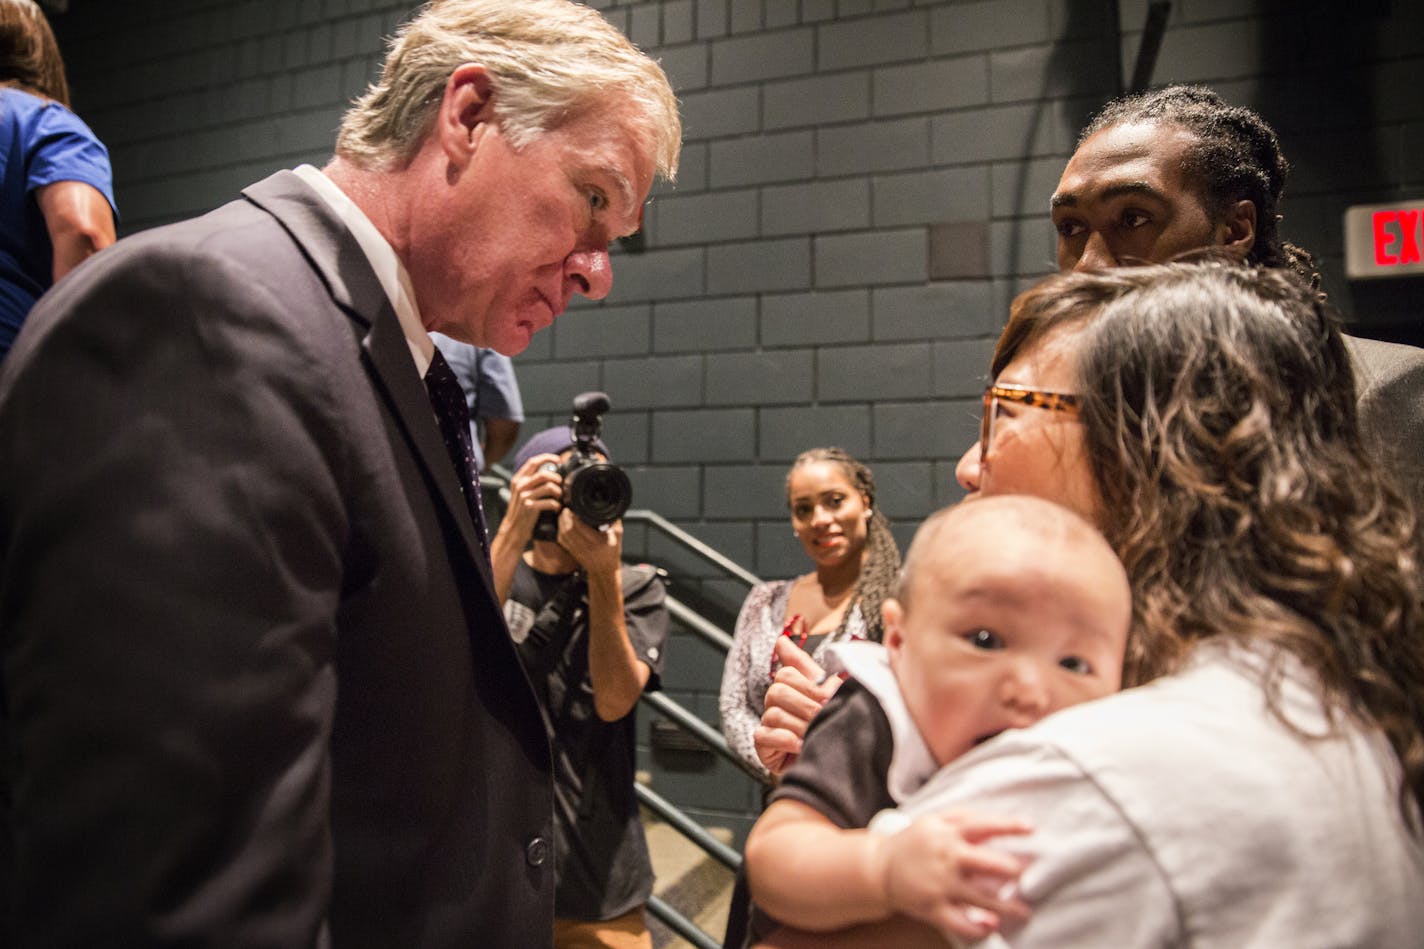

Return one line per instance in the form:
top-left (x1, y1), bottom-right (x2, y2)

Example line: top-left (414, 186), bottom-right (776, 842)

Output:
top-left (1345, 200), bottom-right (1424, 279)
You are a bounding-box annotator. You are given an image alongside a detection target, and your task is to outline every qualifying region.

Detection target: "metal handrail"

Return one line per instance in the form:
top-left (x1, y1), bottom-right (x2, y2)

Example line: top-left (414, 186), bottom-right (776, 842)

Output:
top-left (478, 479), bottom-right (761, 600)
top-left (621, 508), bottom-right (762, 588)
top-left (481, 469), bottom-right (512, 502)
top-left (646, 894), bottom-right (722, 949)
top-left (482, 466), bottom-right (759, 584)
top-left (640, 691), bottom-right (768, 785)
top-left (636, 782), bottom-right (741, 871)
top-left (480, 472), bottom-right (746, 657)
top-left (664, 594), bottom-right (734, 653)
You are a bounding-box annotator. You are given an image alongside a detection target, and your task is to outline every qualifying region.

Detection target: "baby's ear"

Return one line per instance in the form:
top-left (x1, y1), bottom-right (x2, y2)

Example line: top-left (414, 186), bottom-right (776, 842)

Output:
top-left (882, 598), bottom-right (905, 652)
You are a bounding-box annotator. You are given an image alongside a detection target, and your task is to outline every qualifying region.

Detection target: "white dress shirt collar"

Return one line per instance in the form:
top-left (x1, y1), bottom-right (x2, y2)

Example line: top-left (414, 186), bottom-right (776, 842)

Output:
top-left (293, 164), bottom-right (433, 376)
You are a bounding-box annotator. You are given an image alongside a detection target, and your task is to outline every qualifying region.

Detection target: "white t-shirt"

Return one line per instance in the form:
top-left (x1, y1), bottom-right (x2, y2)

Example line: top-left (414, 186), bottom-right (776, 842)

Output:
top-left (872, 641), bottom-right (1424, 948)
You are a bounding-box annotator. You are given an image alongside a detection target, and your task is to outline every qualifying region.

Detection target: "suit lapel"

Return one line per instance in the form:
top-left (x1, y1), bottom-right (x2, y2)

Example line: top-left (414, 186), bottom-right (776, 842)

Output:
top-left (362, 306), bottom-right (497, 590)
top-left (242, 171), bottom-right (497, 594)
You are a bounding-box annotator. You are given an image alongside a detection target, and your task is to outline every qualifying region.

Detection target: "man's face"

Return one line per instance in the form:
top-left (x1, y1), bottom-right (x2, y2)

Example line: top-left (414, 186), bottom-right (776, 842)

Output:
top-left (1050, 121), bottom-right (1225, 272)
top-left (412, 106), bottom-right (655, 356)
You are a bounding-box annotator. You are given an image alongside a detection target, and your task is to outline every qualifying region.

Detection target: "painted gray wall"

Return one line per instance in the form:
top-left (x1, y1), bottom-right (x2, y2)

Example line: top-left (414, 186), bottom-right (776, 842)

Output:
top-left (53, 0), bottom-right (1424, 844)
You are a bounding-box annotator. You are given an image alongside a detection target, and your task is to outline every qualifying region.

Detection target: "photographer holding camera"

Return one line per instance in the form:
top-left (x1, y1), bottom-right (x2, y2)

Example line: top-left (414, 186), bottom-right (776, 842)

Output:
top-left (492, 398), bottom-right (669, 949)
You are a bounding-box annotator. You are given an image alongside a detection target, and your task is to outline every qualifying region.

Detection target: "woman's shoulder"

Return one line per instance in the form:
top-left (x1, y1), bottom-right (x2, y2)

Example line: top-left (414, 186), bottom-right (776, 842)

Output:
top-left (734, 578), bottom-right (793, 630)
top-left (920, 640), bottom-right (1396, 824)
top-left (896, 642), bottom-right (1424, 948)
top-left (1, 87), bottom-right (86, 133)
top-left (745, 577), bottom-right (796, 606)
top-left (0, 86), bottom-right (46, 111)
top-left (0, 87), bottom-right (48, 135)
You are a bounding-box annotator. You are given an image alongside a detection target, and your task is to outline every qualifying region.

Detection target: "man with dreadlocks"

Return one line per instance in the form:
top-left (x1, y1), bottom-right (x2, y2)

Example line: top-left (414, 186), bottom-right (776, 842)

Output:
top-left (1048, 83), bottom-right (1424, 508)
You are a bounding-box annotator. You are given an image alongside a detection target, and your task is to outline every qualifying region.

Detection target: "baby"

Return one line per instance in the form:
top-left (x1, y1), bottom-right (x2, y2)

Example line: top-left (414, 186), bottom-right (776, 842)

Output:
top-left (743, 495), bottom-right (1131, 944)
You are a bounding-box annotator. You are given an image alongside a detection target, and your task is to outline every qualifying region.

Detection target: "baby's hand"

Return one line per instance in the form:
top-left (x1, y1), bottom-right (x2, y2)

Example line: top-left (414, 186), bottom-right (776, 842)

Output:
top-left (874, 810), bottom-right (1033, 941)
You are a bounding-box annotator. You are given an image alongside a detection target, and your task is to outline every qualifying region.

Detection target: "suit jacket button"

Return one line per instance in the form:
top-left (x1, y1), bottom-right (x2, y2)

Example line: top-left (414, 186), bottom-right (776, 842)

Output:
top-left (525, 836), bottom-right (549, 867)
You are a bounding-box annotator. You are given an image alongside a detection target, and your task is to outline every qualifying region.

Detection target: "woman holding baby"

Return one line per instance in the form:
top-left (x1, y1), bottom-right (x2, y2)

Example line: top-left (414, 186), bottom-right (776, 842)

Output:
top-left (753, 256), bottom-right (1424, 947)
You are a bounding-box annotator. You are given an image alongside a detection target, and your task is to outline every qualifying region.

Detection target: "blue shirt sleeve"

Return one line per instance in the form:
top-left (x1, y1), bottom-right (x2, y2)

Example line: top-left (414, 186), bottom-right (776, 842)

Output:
top-left (28, 100), bottom-right (117, 214)
top-left (473, 348), bottom-right (524, 423)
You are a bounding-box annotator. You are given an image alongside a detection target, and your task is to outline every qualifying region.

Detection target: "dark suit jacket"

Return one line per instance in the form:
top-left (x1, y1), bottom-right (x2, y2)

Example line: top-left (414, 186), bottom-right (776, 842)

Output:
top-left (0, 171), bottom-right (554, 947)
top-left (1346, 334), bottom-right (1424, 514)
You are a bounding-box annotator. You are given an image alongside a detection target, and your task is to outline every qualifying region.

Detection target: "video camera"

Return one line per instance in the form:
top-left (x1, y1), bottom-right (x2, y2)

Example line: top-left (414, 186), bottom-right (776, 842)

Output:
top-left (533, 391), bottom-right (633, 541)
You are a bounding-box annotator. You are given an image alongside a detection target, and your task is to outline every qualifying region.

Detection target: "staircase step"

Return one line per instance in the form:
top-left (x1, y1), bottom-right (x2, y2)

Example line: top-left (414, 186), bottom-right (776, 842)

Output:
top-left (643, 809), bottom-right (736, 948)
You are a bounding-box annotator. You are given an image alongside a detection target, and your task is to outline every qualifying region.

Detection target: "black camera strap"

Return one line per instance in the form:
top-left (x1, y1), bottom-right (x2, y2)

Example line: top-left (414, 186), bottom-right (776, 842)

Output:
top-left (521, 571), bottom-right (583, 650)
top-left (516, 571), bottom-right (589, 713)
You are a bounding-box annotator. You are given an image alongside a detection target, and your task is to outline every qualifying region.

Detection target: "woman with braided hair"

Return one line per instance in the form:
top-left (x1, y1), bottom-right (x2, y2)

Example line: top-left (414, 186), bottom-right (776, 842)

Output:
top-left (718, 448), bottom-right (899, 949)
top-left (720, 447), bottom-right (901, 782)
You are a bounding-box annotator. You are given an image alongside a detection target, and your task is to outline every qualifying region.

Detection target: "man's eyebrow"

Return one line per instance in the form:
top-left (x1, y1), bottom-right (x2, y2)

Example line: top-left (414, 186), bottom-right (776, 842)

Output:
top-left (598, 165), bottom-right (640, 237)
top-left (606, 167), bottom-right (634, 210)
top-left (1050, 180), bottom-right (1166, 210)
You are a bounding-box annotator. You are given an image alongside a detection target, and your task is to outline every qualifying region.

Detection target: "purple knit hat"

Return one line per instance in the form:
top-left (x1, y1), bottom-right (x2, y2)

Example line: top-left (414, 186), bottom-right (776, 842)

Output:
top-left (512, 425), bottom-right (612, 471)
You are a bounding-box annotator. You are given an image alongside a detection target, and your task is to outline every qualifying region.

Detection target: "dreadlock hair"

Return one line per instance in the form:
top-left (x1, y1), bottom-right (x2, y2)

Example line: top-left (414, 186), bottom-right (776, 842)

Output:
top-left (786, 447), bottom-right (901, 644)
top-left (0, 0), bottom-right (68, 106)
top-left (1082, 84), bottom-right (1321, 293)
top-left (997, 252), bottom-right (1424, 828)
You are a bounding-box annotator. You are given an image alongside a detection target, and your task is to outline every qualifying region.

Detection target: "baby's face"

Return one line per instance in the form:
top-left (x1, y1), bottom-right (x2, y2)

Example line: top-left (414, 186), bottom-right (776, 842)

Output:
top-left (885, 525), bottom-right (1129, 767)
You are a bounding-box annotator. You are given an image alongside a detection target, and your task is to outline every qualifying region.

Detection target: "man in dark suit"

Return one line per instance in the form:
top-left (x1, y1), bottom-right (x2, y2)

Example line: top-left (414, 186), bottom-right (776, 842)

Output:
top-left (0, 1), bottom-right (679, 946)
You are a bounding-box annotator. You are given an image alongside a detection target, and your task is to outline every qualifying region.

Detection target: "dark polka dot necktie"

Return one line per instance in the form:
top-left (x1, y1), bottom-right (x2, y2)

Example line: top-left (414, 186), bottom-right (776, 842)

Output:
top-left (423, 347), bottom-right (491, 561)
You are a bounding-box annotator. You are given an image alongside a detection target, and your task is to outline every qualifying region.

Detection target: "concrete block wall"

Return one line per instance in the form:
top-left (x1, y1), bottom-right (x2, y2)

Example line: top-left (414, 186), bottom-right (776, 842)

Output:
top-left (53, 0), bottom-right (1424, 849)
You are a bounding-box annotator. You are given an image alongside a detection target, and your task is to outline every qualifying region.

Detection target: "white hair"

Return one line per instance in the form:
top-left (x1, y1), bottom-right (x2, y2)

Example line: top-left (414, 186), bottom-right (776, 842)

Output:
top-left (336, 0), bottom-right (680, 180)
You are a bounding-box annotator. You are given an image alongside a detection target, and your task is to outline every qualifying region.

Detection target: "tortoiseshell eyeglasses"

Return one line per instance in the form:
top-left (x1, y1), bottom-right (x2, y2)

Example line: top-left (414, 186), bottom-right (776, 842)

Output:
top-left (979, 383), bottom-right (1081, 463)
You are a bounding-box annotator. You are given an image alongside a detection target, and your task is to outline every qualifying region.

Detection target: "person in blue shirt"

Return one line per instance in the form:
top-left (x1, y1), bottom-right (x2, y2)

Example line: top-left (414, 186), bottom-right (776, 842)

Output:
top-left (0, 0), bottom-right (116, 359)
top-left (431, 331), bottom-right (525, 471)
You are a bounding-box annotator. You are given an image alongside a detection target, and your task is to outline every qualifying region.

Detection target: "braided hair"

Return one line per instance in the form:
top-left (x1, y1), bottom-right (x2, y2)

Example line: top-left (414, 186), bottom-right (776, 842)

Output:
top-left (786, 447), bottom-right (901, 643)
top-left (1083, 84), bottom-right (1321, 292)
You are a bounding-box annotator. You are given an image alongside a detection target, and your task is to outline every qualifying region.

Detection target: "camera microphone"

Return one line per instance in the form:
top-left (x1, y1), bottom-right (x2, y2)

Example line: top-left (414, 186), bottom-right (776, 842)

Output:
top-left (531, 391), bottom-right (632, 541)
top-left (572, 391), bottom-right (611, 419)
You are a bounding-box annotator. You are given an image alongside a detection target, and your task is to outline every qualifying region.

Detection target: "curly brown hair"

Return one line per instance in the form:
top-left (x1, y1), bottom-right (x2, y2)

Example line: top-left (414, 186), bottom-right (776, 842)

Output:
top-left (787, 447), bottom-right (901, 644)
top-left (996, 255), bottom-right (1424, 825)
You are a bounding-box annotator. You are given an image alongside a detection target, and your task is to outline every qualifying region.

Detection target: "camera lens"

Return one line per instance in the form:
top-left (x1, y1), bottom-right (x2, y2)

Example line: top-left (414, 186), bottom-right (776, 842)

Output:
top-left (564, 462), bottom-right (632, 527)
